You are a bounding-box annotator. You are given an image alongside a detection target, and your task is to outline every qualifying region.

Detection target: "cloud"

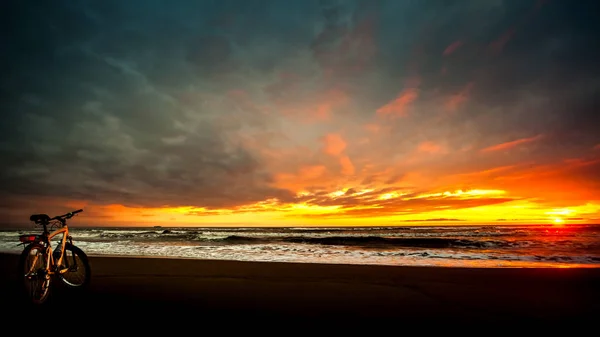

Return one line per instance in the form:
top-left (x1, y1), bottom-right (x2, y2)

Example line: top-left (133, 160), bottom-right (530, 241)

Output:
top-left (292, 196), bottom-right (516, 219)
top-left (443, 41), bottom-right (464, 56)
top-left (376, 88), bottom-right (419, 117)
top-left (445, 82), bottom-right (473, 112)
top-left (286, 187), bottom-right (516, 219)
top-left (404, 218), bottom-right (465, 222)
top-left (1, 0), bottom-right (600, 224)
top-left (480, 134), bottom-right (544, 153)
top-left (417, 141), bottom-right (445, 154)
top-left (339, 155), bottom-right (356, 176)
top-left (321, 133), bottom-right (347, 156)
top-left (488, 28), bottom-right (516, 55)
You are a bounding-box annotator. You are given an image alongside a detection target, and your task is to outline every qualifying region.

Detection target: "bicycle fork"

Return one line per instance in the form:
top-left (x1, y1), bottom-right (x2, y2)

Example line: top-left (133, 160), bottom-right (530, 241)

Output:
top-left (53, 236), bottom-right (78, 274)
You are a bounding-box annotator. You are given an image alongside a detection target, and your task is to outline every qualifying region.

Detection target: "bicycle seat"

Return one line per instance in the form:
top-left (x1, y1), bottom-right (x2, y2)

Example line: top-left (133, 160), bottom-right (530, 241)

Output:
top-left (30, 214), bottom-right (50, 223)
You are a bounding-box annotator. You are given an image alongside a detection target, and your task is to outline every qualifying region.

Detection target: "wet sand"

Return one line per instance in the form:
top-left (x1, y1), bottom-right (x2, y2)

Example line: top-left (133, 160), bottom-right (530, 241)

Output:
top-left (1, 253), bottom-right (598, 331)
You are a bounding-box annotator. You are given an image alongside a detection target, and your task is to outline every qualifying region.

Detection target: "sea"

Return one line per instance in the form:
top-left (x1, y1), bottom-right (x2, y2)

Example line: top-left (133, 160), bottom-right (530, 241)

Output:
top-left (1, 224), bottom-right (599, 268)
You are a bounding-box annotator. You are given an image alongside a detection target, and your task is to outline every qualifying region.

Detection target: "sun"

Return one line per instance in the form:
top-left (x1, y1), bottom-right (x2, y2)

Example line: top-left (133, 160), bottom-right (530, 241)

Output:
top-left (553, 217), bottom-right (564, 224)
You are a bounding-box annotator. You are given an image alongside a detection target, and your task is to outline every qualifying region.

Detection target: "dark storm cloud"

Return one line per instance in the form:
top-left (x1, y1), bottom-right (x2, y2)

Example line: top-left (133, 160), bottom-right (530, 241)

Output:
top-left (463, 1), bottom-right (600, 147)
top-left (365, 0), bottom-right (600, 169)
top-left (1, 0), bottom-right (599, 211)
top-left (0, 0), bottom-right (299, 208)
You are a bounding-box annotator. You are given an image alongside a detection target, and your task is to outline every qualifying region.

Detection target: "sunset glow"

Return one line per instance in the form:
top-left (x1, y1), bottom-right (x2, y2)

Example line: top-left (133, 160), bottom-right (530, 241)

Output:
top-left (1, 0), bottom-right (599, 227)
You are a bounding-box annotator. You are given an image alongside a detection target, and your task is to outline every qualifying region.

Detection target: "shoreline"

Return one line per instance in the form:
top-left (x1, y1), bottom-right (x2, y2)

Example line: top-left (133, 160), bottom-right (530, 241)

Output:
top-left (4, 250), bottom-right (598, 269)
top-left (2, 252), bottom-right (599, 328)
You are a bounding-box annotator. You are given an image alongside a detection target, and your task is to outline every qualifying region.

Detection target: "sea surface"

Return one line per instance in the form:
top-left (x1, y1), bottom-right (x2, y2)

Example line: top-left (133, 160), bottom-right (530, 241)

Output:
top-left (1, 224), bottom-right (599, 268)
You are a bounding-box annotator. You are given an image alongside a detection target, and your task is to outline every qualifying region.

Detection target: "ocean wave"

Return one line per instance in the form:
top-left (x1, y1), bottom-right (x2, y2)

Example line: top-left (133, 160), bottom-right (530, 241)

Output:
top-left (279, 236), bottom-right (515, 248)
top-left (200, 235), bottom-right (527, 249)
top-left (222, 235), bottom-right (266, 244)
top-left (78, 229), bottom-right (600, 250)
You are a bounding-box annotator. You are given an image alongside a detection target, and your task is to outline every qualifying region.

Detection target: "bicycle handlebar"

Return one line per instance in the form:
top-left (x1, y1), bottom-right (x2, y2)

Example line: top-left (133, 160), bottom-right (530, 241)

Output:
top-left (51, 209), bottom-right (84, 221)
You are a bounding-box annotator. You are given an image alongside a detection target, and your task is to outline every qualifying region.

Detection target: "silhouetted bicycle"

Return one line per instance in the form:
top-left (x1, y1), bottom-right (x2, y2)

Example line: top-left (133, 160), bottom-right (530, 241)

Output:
top-left (17, 209), bottom-right (91, 304)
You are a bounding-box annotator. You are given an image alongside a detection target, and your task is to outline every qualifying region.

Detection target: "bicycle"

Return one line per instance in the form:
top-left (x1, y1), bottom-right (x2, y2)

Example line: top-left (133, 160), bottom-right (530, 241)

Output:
top-left (17, 209), bottom-right (91, 305)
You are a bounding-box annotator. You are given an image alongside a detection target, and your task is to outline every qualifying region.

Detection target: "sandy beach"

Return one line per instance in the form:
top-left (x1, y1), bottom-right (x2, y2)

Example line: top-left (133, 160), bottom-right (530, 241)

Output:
top-left (1, 252), bottom-right (598, 330)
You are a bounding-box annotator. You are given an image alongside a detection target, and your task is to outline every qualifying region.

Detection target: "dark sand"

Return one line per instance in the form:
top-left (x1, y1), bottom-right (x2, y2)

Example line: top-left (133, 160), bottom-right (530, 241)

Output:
top-left (1, 252), bottom-right (598, 330)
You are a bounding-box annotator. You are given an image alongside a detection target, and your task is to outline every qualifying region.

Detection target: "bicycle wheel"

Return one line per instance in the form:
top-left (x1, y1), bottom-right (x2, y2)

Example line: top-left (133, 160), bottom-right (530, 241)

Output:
top-left (18, 242), bottom-right (51, 304)
top-left (57, 243), bottom-right (91, 289)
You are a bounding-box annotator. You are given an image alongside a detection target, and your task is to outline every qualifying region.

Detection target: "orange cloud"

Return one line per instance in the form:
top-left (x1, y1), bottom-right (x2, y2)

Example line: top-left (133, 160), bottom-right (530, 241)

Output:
top-left (443, 40), bottom-right (464, 56)
top-left (443, 155), bottom-right (600, 207)
top-left (321, 133), bottom-right (347, 156)
top-left (288, 188), bottom-right (516, 219)
top-left (339, 155), bottom-right (355, 176)
top-left (376, 88), bottom-right (418, 117)
top-left (404, 218), bottom-right (465, 222)
top-left (594, 144), bottom-right (600, 150)
top-left (274, 165), bottom-right (328, 192)
top-left (298, 165), bottom-right (327, 180)
top-left (480, 134), bottom-right (544, 153)
top-left (320, 133), bottom-right (355, 176)
top-left (448, 164), bottom-right (520, 183)
top-left (417, 141), bottom-right (444, 154)
top-left (445, 82), bottom-right (474, 112)
top-left (364, 123), bottom-right (380, 133)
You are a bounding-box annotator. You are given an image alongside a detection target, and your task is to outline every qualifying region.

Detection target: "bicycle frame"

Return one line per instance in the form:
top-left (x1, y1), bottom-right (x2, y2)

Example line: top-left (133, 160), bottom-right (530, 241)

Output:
top-left (20, 224), bottom-right (72, 275)
top-left (46, 225), bottom-right (71, 275)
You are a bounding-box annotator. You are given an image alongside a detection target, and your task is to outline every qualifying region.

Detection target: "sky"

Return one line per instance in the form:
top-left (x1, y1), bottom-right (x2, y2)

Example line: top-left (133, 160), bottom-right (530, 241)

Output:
top-left (1, 0), bottom-right (600, 227)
